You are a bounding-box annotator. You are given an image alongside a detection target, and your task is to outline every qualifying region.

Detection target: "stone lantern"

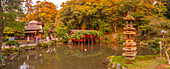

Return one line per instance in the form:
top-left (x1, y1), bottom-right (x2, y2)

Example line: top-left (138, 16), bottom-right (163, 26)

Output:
top-left (122, 11), bottom-right (137, 60)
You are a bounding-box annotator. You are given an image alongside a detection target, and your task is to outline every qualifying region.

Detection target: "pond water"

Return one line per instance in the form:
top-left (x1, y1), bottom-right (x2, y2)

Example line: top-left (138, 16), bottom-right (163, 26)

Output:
top-left (3, 43), bottom-right (155, 69)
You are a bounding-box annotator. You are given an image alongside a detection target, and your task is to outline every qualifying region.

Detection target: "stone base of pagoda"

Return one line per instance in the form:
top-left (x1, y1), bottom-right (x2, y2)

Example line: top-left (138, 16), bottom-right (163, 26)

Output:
top-left (122, 51), bottom-right (137, 60)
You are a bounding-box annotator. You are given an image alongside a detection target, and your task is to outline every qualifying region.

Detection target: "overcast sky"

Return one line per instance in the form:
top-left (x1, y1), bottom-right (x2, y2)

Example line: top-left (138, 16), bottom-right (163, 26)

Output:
top-left (32, 0), bottom-right (69, 10)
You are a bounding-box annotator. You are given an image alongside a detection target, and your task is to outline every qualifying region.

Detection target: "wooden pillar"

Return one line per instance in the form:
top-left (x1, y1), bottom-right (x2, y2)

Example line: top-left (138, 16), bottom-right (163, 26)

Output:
top-left (130, 21), bottom-right (133, 27)
top-left (127, 21), bottom-right (129, 27)
top-left (84, 34), bottom-right (85, 44)
top-left (159, 41), bottom-right (162, 59)
top-left (131, 35), bottom-right (133, 40)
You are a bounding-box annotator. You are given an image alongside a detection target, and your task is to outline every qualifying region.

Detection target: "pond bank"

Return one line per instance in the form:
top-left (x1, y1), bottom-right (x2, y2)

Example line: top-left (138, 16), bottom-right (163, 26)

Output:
top-left (0, 40), bottom-right (56, 68)
top-left (106, 55), bottom-right (170, 69)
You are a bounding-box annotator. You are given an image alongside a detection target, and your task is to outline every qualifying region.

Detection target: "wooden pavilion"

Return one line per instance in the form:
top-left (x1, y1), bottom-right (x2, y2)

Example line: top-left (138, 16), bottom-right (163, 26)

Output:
top-left (25, 20), bottom-right (43, 40)
top-left (69, 29), bottom-right (97, 43)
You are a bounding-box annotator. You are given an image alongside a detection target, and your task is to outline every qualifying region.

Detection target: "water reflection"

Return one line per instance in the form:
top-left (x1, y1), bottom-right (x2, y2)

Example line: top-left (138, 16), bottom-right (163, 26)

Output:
top-left (19, 62), bottom-right (29, 69)
top-left (3, 43), bottom-right (155, 69)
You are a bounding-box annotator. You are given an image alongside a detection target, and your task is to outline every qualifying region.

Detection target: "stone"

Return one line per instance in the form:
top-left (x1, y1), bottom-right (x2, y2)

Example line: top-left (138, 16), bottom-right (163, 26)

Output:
top-left (122, 51), bottom-right (137, 56)
top-left (123, 27), bottom-right (136, 31)
top-left (123, 42), bottom-right (136, 46)
top-left (112, 63), bottom-right (116, 68)
top-left (123, 47), bottom-right (137, 51)
top-left (116, 63), bottom-right (121, 69)
top-left (123, 31), bottom-right (136, 35)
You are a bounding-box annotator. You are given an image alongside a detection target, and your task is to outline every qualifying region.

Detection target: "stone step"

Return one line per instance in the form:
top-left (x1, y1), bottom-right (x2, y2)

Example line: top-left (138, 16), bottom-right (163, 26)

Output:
top-left (122, 51), bottom-right (137, 56)
top-left (123, 47), bottom-right (137, 51)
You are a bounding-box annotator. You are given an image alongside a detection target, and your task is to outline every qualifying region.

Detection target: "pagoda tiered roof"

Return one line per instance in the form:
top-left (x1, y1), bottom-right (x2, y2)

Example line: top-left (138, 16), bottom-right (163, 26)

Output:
top-left (123, 27), bottom-right (136, 31)
top-left (122, 51), bottom-right (137, 56)
top-left (123, 31), bottom-right (136, 35)
top-left (123, 47), bottom-right (137, 51)
top-left (25, 23), bottom-right (41, 30)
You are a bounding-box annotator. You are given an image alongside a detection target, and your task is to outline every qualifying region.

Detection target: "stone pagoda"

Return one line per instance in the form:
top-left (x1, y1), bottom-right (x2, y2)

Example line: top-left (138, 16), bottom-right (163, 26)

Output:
top-left (122, 11), bottom-right (137, 60)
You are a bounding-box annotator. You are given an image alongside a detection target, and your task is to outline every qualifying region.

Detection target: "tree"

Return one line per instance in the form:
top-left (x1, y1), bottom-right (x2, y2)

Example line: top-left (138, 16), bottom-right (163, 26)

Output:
top-left (142, 15), bottom-right (170, 36)
top-left (0, 0), bottom-right (3, 51)
top-left (164, 0), bottom-right (170, 19)
top-left (0, 0), bottom-right (25, 51)
top-left (3, 27), bottom-right (14, 40)
top-left (23, 1), bottom-right (58, 23)
top-left (54, 22), bottom-right (69, 42)
top-left (58, 2), bottom-right (82, 29)
top-left (43, 23), bottom-right (54, 37)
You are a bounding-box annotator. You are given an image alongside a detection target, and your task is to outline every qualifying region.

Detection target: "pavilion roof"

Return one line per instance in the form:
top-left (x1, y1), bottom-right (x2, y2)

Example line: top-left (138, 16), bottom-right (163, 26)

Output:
top-left (25, 31), bottom-right (37, 33)
top-left (25, 23), bottom-right (42, 30)
top-left (26, 19), bottom-right (42, 24)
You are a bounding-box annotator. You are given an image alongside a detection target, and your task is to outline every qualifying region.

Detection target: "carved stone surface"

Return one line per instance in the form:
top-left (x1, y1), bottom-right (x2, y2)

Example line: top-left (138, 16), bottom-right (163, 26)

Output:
top-left (123, 31), bottom-right (136, 35)
top-left (123, 47), bottom-right (137, 51)
top-left (123, 42), bottom-right (136, 46)
top-left (122, 51), bottom-right (137, 56)
top-left (123, 27), bottom-right (136, 31)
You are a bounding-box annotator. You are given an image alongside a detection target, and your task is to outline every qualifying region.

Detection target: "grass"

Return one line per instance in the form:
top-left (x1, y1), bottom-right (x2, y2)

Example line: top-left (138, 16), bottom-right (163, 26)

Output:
top-left (107, 54), bottom-right (164, 69)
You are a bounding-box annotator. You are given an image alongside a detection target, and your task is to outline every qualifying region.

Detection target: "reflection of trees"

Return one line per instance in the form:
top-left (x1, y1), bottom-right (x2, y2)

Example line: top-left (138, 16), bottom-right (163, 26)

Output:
top-left (58, 44), bottom-right (110, 58)
top-left (63, 49), bottom-right (105, 58)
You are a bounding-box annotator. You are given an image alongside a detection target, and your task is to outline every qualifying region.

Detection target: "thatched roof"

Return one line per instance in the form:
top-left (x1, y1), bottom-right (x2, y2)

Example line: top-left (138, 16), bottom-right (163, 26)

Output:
top-left (25, 31), bottom-right (37, 33)
top-left (25, 20), bottom-right (42, 25)
top-left (25, 23), bottom-right (42, 30)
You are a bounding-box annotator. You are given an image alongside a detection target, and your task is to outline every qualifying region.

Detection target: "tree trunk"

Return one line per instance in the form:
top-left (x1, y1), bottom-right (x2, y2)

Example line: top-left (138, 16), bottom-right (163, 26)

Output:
top-left (113, 21), bottom-right (117, 32)
top-left (0, 1), bottom-right (3, 51)
top-left (91, 35), bottom-right (93, 45)
top-left (100, 35), bottom-right (101, 44)
top-left (165, 47), bottom-right (170, 64)
top-left (137, 20), bottom-right (139, 31)
top-left (160, 42), bottom-right (162, 59)
top-left (54, 33), bottom-right (56, 41)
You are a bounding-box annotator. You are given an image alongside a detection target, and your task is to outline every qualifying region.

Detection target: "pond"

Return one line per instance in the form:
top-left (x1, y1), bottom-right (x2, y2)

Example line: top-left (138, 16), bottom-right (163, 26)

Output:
top-left (3, 43), bottom-right (155, 69)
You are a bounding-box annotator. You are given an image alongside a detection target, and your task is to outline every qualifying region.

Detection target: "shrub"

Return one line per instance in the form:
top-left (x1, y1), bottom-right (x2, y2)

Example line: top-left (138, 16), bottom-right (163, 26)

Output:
top-left (5, 40), bottom-right (21, 47)
top-left (51, 40), bottom-right (56, 46)
top-left (42, 43), bottom-right (48, 48)
top-left (2, 48), bottom-right (20, 56)
top-left (118, 40), bottom-right (126, 44)
top-left (15, 42), bottom-right (21, 47)
top-left (0, 54), bottom-right (4, 63)
top-left (147, 38), bottom-right (169, 52)
top-left (37, 42), bottom-right (43, 47)
top-left (52, 40), bottom-right (57, 44)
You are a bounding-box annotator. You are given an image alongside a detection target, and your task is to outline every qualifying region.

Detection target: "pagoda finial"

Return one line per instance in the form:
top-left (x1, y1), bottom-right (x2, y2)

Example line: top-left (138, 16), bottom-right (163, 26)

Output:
top-left (123, 11), bottom-right (135, 21)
